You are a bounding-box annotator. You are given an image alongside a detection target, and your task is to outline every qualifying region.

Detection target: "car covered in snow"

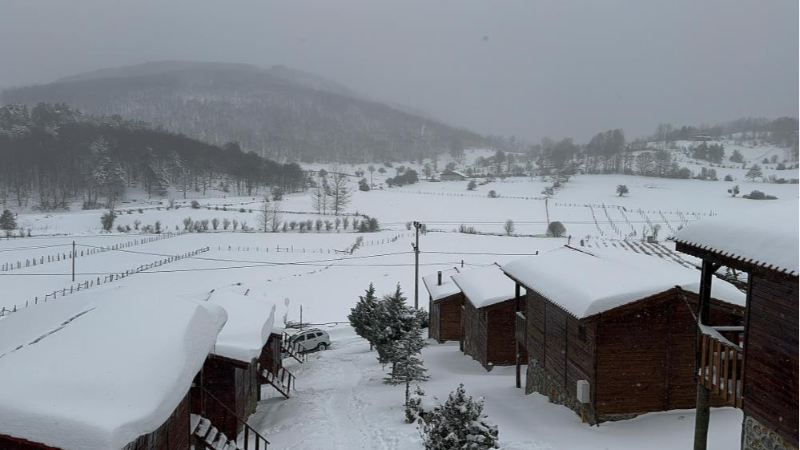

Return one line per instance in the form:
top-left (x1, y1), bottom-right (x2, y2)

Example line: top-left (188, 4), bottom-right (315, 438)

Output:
top-left (287, 328), bottom-right (331, 352)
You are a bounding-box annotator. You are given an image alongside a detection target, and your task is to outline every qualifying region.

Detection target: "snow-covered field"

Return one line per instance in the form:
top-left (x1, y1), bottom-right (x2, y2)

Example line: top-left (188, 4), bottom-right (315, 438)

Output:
top-left (1, 147), bottom-right (796, 449)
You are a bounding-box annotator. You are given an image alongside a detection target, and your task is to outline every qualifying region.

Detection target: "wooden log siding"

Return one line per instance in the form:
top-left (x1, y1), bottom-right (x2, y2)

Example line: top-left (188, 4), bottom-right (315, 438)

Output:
top-left (524, 286), bottom-right (743, 421)
top-left (0, 392), bottom-right (192, 450)
top-left (260, 333), bottom-right (283, 377)
top-left (200, 355), bottom-right (260, 439)
top-left (461, 294), bottom-right (523, 370)
top-left (742, 271), bottom-right (799, 446)
top-left (675, 241), bottom-right (799, 447)
top-left (429, 293), bottom-right (463, 343)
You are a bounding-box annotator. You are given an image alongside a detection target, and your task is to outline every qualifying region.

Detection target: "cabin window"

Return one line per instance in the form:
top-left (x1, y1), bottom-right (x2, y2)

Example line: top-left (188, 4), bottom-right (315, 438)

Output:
top-left (578, 325), bottom-right (587, 342)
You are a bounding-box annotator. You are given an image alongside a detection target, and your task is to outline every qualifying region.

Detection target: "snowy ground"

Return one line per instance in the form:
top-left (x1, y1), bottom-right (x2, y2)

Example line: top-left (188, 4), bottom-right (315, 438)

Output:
top-left (250, 324), bottom-right (743, 450)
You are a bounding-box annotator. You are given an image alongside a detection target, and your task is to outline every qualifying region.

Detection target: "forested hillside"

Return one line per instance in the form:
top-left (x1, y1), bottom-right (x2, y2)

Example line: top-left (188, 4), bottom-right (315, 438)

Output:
top-left (0, 103), bottom-right (305, 209)
top-left (1, 61), bottom-right (496, 163)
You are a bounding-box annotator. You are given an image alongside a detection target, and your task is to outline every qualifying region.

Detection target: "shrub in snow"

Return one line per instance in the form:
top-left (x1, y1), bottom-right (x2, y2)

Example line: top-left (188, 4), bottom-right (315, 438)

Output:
top-left (201, 219), bottom-right (209, 231)
top-left (459, 224), bottom-right (477, 234)
top-left (183, 217), bottom-right (193, 231)
top-left (100, 210), bottom-right (116, 232)
top-left (133, 219), bottom-right (141, 230)
top-left (467, 180), bottom-right (477, 191)
top-left (222, 218), bottom-right (231, 230)
top-left (116, 225), bottom-right (126, 233)
top-left (743, 190), bottom-right (777, 200)
top-left (155, 221), bottom-right (162, 234)
top-left (487, 190), bottom-right (499, 198)
top-left (212, 218), bottom-right (220, 230)
top-left (406, 385), bottom-right (428, 424)
top-left (420, 384), bottom-right (499, 450)
top-left (724, 174), bottom-right (734, 181)
top-left (232, 219), bottom-right (239, 231)
top-left (315, 219), bottom-right (323, 232)
top-left (728, 185), bottom-right (740, 197)
top-left (616, 184), bottom-right (629, 196)
top-left (343, 217), bottom-right (350, 230)
top-left (745, 164), bottom-right (763, 181)
top-left (191, 200), bottom-right (200, 209)
top-left (546, 221), bottom-right (566, 237)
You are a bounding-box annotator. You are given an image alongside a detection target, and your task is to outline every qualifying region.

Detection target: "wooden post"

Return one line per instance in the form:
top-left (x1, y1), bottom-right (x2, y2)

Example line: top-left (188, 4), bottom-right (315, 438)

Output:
top-left (694, 259), bottom-right (719, 450)
top-left (515, 282), bottom-right (522, 389)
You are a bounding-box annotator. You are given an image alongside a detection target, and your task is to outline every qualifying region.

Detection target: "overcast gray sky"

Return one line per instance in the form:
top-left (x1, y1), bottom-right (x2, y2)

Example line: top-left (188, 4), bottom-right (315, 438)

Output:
top-left (1, 0), bottom-right (797, 142)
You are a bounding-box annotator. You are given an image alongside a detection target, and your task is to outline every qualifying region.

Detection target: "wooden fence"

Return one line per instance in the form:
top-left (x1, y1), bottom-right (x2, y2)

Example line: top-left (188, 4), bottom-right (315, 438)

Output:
top-left (699, 328), bottom-right (744, 408)
top-left (0, 246), bottom-right (209, 318)
top-left (1, 231), bottom-right (185, 273)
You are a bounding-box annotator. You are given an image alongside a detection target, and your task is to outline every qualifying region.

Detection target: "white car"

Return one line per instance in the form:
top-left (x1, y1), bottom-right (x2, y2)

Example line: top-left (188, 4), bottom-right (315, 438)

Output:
top-left (287, 328), bottom-right (331, 352)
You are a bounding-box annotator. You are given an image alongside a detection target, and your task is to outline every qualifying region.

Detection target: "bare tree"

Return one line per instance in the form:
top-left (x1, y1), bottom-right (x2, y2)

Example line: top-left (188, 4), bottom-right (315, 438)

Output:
top-left (329, 165), bottom-right (352, 215)
top-left (270, 201), bottom-right (283, 232)
top-left (257, 195), bottom-right (271, 232)
top-left (503, 219), bottom-right (515, 236)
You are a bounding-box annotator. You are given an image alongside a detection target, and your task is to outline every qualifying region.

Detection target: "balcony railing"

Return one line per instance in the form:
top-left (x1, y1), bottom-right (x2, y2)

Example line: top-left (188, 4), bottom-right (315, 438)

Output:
top-left (698, 324), bottom-right (744, 408)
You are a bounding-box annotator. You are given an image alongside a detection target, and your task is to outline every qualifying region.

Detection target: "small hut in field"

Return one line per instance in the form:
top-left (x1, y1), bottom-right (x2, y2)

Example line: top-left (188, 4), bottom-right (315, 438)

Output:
top-left (502, 246), bottom-right (746, 424)
top-left (0, 292), bottom-right (226, 450)
top-left (675, 213), bottom-right (798, 449)
top-left (452, 265), bottom-right (526, 370)
top-left (423, 268), bottom-right (463, 343)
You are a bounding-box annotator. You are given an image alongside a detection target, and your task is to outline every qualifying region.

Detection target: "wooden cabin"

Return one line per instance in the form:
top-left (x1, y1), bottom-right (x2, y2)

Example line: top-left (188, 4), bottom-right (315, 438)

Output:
top-left (0, 294), bottom-right (226, 450)
top-left (452, 265), bottom-right (526, 370)
top-left (675, 215), bottom-right (798, 450)
top-left (502, 247), bottom-right (746, 424)
top-left (439, 169), bottom-right (467, 181)
top-left (200, 289), bottom-right (295, 440)
top-left (423, 268), bottom-right (463, 343)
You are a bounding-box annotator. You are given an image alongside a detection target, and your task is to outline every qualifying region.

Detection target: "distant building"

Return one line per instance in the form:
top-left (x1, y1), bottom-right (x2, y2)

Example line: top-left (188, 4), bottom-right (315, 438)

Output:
top-left (423, 268), bottom-right (463, 343)
top-left (452, 265), bottom-right (526, 371)
top-left (675, 213), bottom-right (798, 450)
top-left (692, 134), bottom-right (713, 142)
top-left (502, 247), bottom-right (746, 425)
top-left (439, 169), bottom-right (467, 181)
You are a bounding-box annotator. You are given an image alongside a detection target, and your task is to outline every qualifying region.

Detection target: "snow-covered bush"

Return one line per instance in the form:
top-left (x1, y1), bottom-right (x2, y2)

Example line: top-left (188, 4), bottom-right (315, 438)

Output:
top-left (191, 200), bottom-right (200, 209)
top-left (406, 385), bottom-right (428, 424)
top-left (420, 384), bottom-right (499, 450)
top-left (546, 221), bottom-right (566, 237)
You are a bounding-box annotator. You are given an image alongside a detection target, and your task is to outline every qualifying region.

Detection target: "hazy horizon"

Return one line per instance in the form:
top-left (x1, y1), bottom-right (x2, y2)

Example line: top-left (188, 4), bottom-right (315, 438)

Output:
top-left (1, 0), bottom-right (797, 142)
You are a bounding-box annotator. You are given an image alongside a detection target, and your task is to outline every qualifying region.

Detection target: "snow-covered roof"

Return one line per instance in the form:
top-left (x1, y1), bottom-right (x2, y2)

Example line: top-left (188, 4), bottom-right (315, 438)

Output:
top-left (207, 287), bottom-right (277, 363)
top-left (422, 268), bottom-right (463, 301)
top-left (441, 169), bottom-right (467, 178)
top-left (502, 247), bottom-right (745, 319)
top-left (0, 292), bottom-right (226, 450)
top-left (675, 210), bottom-right (799, 276)
top-left (451, 265), bottom-right (522, 309)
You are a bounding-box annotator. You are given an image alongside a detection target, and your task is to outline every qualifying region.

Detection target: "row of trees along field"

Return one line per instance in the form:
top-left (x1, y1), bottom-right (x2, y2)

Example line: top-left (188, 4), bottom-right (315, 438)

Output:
top-left (0, 103), bottom-right (305, 209)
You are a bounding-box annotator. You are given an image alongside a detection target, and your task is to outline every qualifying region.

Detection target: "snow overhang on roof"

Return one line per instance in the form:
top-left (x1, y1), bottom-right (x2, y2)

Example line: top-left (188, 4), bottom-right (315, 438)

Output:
top-left (422, 268), bottom-right (463, 301)
top-left (501, 246), bottom-right (745, 319)
top-left (207, 287), bottom-right (277, 364)
top-left (0, 292), bottom-right (226, 450)
top-left (674, 210), bottom-right (799, 277)
top-left (452, 265), bottom-right (521, 309)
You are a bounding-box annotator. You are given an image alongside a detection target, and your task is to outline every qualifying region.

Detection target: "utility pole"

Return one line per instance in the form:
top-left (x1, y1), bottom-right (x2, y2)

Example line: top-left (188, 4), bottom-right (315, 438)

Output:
top-left (72, 241), bottom-right (76, 282)
top-left (412, 221), bottom-right (423, 309)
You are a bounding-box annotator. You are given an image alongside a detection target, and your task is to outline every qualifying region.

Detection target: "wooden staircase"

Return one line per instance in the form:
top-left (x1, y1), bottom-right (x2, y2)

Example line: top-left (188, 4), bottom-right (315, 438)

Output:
top-left (193, 388), bottom-right (271, 450)
top-left (260, 365), bottom-right (296, 399)
top-left (281, 332), bottom-right (306, 363)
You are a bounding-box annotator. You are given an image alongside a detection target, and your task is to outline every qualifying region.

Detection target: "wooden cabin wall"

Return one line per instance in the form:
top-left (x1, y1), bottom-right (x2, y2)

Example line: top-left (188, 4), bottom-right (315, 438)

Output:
top-left (595, 290), bottom-right (745, 419)
top-left (201, 357), bottom-right (259, 439)
top-left (461, 297), bottom-right (489, 369)
top-left (438, 294), bottom-right (463, 342)
top-left (487, 299), bottom-right (524, 365)
top-left (259, 334), bottom-right (282, 376)
top-left (525, 290), bottom-right (597, 421)
top-left (742, 271), bottom-right (799, 447)
top-left (428, 297), bottom-right (440, 341)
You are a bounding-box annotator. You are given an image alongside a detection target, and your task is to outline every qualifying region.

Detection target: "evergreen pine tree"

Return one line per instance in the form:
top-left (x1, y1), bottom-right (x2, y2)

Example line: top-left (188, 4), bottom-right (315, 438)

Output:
top-left (420, 384), bottom-right (499, 450)
top-left (347, 283), bottom-right (380, 349)
top-left (0, 209), bottom-right (17, 235)
top-left (406, 385), bottom-right (427, 424)
top-left (384, 315), bottom-right (429, 407)
top-left (375, 285), bottom-right (416, 365)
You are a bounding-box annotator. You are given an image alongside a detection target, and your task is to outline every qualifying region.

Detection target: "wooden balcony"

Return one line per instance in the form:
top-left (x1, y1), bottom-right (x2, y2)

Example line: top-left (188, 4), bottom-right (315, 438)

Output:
top-left (515, 311), bottom-right (527, 351)
top-left (698, 324), bottom-right (744, 408)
